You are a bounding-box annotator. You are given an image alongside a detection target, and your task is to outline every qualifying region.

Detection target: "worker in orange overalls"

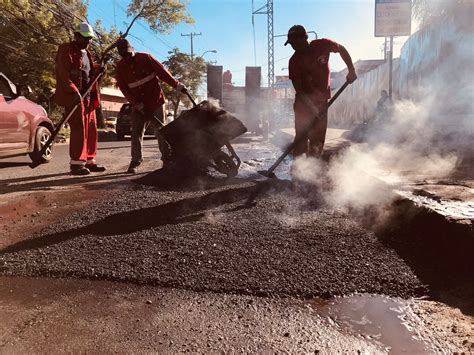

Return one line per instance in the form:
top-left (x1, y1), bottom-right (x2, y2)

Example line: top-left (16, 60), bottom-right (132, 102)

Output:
top-left (115, 39), bottom-right (187, 174)
top-left (286, 25), bottom-right (357, 158)
top-left (54, 22), bottom-right (106, 175)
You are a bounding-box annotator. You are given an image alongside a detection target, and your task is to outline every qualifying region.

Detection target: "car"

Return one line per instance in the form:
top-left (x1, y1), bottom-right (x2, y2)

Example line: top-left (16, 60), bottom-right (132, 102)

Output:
top-left (115, 103), bottom-right (155, 141)
top-left (106, 116), bottom-right (117, 130)
top-left (0, 72), bottom-right (54, 164)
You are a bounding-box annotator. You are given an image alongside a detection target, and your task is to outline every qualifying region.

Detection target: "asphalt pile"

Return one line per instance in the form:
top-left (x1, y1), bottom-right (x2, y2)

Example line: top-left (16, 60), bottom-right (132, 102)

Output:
top-left (0, 174), bottom-right (425, 299)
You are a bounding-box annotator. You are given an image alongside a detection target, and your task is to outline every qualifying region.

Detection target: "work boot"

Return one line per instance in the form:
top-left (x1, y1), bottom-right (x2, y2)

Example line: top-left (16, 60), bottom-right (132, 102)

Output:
top-left (86, 164), bottom-right (106, 172)
top-left (127, 160), bottom-right (141, 174)
top-left (70, 165), bottom-right (91, 176)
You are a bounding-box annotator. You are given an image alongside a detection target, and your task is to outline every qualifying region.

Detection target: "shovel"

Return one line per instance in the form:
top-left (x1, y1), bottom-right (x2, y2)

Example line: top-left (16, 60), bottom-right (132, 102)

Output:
top-left (258, 81), bottom-right (349, 179)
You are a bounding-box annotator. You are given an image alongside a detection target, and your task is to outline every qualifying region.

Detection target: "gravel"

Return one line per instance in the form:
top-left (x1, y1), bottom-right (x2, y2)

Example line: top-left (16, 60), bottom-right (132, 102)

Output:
top-left (0, 173), bottom-right (425, 299)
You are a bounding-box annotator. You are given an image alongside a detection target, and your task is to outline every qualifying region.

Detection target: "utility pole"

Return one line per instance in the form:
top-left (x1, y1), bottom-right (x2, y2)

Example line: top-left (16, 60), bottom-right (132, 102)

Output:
top-left (252, 0), bottom-right (274, 88)
top-left (181, 32), bottom-right (202, 58)
top-left (388, 36), bottom-right (394, 98)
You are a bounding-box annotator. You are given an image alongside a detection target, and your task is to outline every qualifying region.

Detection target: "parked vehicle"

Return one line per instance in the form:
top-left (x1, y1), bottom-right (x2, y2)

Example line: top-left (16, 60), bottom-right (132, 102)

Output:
top-left (115, 103), bottom-right (155, 141)
top-left (106, 116), bottom-right (117, 130)
top-left (0, 73), bottom-right (54, 164)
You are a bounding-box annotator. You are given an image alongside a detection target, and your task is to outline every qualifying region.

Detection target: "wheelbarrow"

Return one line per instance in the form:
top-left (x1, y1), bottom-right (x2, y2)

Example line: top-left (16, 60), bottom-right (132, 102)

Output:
top-left (157, 92), bottom-right (247, 177)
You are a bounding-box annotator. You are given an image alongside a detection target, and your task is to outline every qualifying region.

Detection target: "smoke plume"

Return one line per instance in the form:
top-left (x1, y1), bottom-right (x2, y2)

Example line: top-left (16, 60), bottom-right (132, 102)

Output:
top-left (292, 93), bottom-right (461, 213)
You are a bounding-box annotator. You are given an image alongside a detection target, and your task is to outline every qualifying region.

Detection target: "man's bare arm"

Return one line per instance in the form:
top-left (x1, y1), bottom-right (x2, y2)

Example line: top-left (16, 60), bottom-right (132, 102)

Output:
top-left (338, 45), bottom-right (357, 83)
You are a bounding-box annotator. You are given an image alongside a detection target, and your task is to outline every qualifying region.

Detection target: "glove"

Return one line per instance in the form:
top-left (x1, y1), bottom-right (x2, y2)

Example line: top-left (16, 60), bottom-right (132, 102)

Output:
top-left (175, 82), bottom-right (188, 94)
top-left (134, 102), bottom-right (145, 114)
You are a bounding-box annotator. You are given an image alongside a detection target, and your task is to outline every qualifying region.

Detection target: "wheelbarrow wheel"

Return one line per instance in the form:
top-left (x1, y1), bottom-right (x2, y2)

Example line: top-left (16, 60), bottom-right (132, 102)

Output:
top-left (213, 151), bottom-right (238, 177)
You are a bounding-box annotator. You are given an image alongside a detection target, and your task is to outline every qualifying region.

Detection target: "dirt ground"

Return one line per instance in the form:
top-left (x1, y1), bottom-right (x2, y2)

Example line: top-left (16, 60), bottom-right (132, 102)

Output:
top-left (0, 176), bottom-right (473, 352)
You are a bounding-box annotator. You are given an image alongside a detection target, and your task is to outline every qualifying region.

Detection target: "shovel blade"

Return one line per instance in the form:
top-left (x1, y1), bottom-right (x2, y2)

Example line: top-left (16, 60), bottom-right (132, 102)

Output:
top-left (29, 161), bottom-right (42, 169)
top-left (257, 170), bottom-right (276, 179)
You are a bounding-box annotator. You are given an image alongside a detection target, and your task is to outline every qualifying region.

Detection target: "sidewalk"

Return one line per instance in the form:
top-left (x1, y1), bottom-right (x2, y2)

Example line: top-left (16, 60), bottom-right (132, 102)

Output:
top-left (274, 126), bottom-right (474, 224)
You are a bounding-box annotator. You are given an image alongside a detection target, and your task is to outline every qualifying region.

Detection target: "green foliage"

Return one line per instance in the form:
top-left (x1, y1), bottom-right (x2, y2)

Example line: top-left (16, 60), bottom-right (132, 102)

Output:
top-left (56, 127), bottom-right (71, 143)
top-left (0, 0), bottom-right (194, 115)
top-left (127, 0), bottom-right (194, 34)
top-left (0, 0), bottom-right (87, 108)
top-left (91, 20), bottom-right (121, 86)
top-left (162, 48), bottom-right (206, 116)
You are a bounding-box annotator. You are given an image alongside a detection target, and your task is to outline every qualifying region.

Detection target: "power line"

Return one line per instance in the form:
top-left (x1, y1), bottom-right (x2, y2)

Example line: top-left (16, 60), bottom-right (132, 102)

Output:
top-left (115, 0), bottom-right (175, 50)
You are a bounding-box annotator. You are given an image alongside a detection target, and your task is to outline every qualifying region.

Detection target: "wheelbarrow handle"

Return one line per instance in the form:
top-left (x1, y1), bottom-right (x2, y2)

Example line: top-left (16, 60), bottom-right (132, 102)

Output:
top-left (183, 89), bottom-right (197, 107)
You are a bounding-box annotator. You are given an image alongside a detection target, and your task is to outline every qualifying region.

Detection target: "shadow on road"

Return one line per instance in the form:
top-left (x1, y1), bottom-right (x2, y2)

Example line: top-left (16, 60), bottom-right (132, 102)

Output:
top-left (1, 172), bottom-right (70, 185)
top-left (135, 168), bottom-right (259, 192)
top-left (0, 182), bottom-right (277, 255)
top-left (0, 171), bottom-right (131, 194)
top-left (373, 199), bottom-right (474, 316)
top-left (0, 162), bottom-right (31, 169)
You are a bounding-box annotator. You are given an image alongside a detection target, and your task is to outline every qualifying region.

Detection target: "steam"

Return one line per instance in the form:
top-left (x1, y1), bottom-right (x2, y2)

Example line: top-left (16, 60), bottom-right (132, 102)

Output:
top-left (289, 18), bottom-right (473, 214)
top-left (291, 93), bottom-right (461, 212)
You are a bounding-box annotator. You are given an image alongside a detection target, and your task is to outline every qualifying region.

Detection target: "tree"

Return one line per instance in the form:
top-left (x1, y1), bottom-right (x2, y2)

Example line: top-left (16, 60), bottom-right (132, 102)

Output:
top-left (0, 0), bottom-right (87, 115)
top-left (126, 0), bottom-right (194, 34)
top-left (0, 0), bottom-right (194, 123)
top-left (162, 48), bottom-right (207, 117)
top-left (90, 21), bottom-right (121, 87)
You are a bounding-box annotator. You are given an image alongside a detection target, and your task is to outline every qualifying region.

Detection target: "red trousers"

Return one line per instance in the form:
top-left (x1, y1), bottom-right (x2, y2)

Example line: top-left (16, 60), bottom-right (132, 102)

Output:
top-left (293, 97), bottom-right (328, 158)
top-left (66, 99), bottom-right (98, 165)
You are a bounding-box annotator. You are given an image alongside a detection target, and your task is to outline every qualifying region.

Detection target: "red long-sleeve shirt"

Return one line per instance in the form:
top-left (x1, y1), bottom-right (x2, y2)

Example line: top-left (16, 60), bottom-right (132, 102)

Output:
top-left (115, 52), bottom-right (178, 112)
top-left (54, 42), bottom-right (100, 108)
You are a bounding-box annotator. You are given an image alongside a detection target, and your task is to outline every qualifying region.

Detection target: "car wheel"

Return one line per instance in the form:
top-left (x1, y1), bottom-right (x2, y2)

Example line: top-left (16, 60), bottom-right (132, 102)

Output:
top-left (29, 126), bottom-right (53, 164)
top-left (116, 132), bottom-right (125, 141)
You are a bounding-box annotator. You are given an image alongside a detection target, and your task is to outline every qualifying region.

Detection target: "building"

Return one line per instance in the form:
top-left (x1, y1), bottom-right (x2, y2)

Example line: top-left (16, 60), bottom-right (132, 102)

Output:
top-left (100, 86), bottom-right (128, 120)
top-left (331, 59), bottom-right (386, 90)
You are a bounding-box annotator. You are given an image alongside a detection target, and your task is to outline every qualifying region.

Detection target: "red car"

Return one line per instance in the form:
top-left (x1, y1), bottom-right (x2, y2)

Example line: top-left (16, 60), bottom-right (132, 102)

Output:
top-left (0, 72), bottom-right (54, 164)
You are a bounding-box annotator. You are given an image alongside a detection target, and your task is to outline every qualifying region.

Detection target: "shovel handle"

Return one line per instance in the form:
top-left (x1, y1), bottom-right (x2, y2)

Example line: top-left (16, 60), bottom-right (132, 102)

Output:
top-left (265, 81), bottom-right (350, 175)
top-left (183, 90), bottom-right (197, 107)
top-left (327, 81), bottom-right (349, 107)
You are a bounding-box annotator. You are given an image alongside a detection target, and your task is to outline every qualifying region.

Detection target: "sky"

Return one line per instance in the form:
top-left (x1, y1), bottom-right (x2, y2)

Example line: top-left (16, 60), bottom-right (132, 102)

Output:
top-left (87, 0), bottom-right (416, 87)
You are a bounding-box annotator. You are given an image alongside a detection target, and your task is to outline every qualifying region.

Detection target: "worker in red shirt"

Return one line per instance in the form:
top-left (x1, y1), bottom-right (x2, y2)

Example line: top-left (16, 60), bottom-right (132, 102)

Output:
top-left (54, 22), bottom-right (106, 175)
top-left (115, 39), bottom-right (187, 174)
top-left (286, 25), bottom-right (357, 158)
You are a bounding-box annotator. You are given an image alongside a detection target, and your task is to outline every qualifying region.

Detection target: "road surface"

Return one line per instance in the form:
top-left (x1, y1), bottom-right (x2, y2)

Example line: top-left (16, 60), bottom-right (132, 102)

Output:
top-left (0, 134), bottom-right (472, 352)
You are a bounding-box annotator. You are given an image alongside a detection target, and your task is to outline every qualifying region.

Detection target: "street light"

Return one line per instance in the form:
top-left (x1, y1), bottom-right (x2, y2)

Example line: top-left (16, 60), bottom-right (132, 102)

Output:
top-left (274, 31), bottom-right (317, 39)
top-left (200, 49), bottom-right (217, 58)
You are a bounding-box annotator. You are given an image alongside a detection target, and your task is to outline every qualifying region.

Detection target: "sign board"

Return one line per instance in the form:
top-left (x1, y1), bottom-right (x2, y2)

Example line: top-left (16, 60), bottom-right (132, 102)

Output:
top-left (375, 0), bottom-right (412, 37)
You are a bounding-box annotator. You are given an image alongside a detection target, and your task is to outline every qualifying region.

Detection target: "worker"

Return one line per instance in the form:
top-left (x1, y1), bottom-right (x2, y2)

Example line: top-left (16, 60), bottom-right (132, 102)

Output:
top-left (54, 22), bottom-right (106, 175)
top-left (115, 39), bottom-right (187, 174)
top-left (285, 25), bottom-right (357, 158)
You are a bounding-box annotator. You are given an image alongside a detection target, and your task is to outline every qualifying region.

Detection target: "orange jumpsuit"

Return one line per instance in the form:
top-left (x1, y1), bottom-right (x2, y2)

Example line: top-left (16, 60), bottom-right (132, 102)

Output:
top-left (54, 42), bottom-right (101, 166)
